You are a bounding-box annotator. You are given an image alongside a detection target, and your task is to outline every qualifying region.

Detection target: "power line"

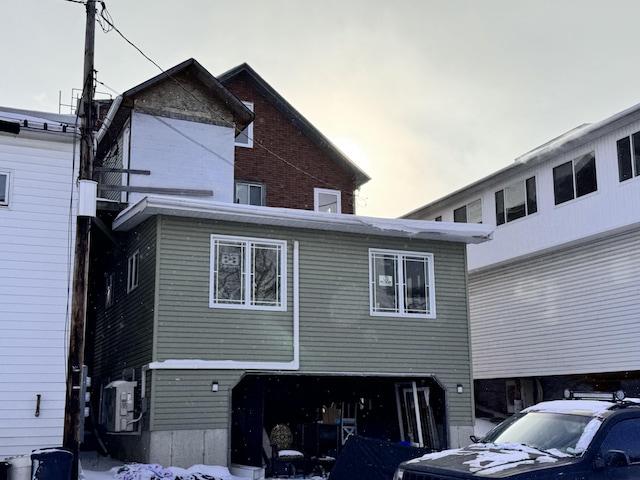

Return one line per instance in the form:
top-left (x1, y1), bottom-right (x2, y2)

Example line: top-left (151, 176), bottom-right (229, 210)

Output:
top-left (95, 1), bottom-right (361, 208)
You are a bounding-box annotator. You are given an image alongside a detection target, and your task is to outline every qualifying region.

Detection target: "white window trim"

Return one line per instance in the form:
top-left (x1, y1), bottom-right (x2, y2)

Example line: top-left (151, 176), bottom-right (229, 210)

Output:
top-left (0, 171), bottom-right (11, 207)
top-left (235, 180), bottom-right (266, 206)
top-left (127, 250), bottom-right (139, 293)
top-left (368, 248), bottom-right (436, 318)
top-left (235, 101), bottom-right (254, 148)
top-left (209, 234), bottom-right (287, 311)
top-left (314, 188), bottom-right (342, 213)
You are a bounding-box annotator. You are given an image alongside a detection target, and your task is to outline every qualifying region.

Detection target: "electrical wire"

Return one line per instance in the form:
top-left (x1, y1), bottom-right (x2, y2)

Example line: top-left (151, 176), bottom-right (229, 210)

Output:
top-left (95, 1), bottom-right (362, 208)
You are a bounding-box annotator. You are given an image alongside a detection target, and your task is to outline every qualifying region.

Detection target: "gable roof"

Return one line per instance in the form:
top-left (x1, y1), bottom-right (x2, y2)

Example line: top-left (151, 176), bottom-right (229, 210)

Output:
top-left (219, 63), bottom-right (371, 188)
top-left (113, 195), bottom-right (493, 245)
top-left (97, 59), bottom-right (253, 153)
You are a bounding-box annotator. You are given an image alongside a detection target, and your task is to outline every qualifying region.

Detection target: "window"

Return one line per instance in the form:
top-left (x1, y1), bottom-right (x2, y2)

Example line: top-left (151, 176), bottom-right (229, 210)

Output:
top-left (235, 181), bottom-right (265, 206)
top-left (235, 101), bottom-right (254, 148)
top-left (553, 152), bottom-right (597, 205)
top-left (0, 172), bottom-right (9, 206)
top-left (495, 177), bottom-right (537, 225)
top-left (454, 199), bottom-right (482, 223)
top-left (127, 251), bottom-right (139, 293)
top-left (314, 188), bottom-right (341, 213)
top-left (369, 249), bottom-right (435, 318)
top-left (210, 235), bottom-right (286, 310)
top-left (617, 131), bottom-right (640, 182)
top-left (105, 273), bottom-right (114, 308)
top-left (599, 419), bottom-right (640, 464)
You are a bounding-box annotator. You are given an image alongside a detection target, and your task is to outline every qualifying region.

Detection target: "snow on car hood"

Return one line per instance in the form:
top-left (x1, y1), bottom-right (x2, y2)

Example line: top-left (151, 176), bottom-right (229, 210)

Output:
top-left (406, 443), bottom-right (577, 478)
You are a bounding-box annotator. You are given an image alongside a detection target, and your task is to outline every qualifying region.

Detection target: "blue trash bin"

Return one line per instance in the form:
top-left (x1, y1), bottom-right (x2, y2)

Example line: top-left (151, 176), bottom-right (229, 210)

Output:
top-left (31, 448), bottom-right (74, 480)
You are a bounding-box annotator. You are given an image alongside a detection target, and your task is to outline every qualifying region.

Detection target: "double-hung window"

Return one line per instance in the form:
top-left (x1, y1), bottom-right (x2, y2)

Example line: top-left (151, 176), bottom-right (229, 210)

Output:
top-left (495, 177), bottom-right (537, 225)
top-left (0, 172), bottom-right (9, 206)
top-left (454, 199), bottom-right (482, 223)
top-left (617, 131), bottom-right (640, 182)
top-left (235, 101), bottom-right (254, 148)
top-left (235, 181), bottom-right (265, 206)
top-left (553, 152), bottom-right (597, 205)
top-left (369, 249), bottom-right (435, 318)
top-left (210, 235), bottom-right (286, 310)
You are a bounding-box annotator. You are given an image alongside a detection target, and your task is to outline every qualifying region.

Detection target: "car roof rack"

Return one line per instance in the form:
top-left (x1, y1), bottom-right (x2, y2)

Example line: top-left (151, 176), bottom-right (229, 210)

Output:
top-left (563, 389), bottom-right (626, 402)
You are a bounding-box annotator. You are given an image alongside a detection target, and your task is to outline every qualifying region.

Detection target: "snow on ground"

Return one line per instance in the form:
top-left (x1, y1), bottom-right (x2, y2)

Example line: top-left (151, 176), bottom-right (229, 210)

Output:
top-left (79, 451), bottom-right (324, 480)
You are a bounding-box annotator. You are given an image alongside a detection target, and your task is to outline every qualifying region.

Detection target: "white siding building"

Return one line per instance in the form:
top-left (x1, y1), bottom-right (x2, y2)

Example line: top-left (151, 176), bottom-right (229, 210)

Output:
top-left (0, 108), bottom-right (79, 457)
top-left (405, 102), bottom-right (640, 416)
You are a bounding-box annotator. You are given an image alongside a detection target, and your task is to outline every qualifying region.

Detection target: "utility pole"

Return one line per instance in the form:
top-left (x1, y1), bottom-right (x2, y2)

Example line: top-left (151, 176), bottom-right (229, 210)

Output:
top-left (64, 0), bottom-right (96, 476)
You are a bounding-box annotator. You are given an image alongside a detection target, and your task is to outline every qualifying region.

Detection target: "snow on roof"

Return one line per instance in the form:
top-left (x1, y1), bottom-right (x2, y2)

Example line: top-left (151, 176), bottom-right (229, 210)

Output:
top-left (0, 107), bottom-right (79, 134)
top-left (112, 195), bottom-right (494, 244)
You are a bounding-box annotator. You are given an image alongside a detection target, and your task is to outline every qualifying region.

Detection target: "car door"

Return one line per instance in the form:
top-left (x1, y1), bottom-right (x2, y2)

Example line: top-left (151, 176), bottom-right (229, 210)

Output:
top-left (588, 417), bottom-right (640, 480)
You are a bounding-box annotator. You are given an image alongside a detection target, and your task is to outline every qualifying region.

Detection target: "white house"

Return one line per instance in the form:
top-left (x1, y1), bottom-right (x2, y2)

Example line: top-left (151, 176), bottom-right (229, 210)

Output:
top-left (405, 102), bottom-right (640, 416)
top-left (0, 107), bottom-right (80, 457)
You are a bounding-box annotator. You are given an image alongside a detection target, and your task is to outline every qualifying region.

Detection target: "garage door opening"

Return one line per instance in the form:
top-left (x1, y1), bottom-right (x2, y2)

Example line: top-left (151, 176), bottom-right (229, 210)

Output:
top-left (230, 374), bottom-right (447, 468)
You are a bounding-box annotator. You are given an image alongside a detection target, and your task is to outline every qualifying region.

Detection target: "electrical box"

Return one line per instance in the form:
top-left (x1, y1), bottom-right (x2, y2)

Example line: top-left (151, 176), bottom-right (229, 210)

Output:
top-left (100, 380), bottom-right (137, 433)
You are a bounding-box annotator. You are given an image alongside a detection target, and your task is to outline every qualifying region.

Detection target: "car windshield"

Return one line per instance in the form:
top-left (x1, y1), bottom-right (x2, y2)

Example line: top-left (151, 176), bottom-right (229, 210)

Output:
top-left (481, 411), bottom-right (595, 456)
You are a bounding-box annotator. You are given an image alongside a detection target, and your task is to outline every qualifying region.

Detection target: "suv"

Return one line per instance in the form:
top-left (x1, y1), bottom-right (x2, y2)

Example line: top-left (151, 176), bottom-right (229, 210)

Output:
top-left (394, 391), bottom-right (640, 480)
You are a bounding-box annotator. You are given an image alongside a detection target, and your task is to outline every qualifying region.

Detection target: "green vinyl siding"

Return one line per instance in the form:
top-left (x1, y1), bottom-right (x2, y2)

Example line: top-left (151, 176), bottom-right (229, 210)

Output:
top-left (92, 217), bottom-right (157, 385)
top-left (151, 370), bottom-right (243, 430)
top-left (94, 215), bottom-right (473, 431)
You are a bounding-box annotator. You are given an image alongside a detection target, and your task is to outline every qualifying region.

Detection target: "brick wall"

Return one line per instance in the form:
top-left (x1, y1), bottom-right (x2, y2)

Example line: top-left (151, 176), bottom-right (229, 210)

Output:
top-left (225, 74), bottom-right (358, 214)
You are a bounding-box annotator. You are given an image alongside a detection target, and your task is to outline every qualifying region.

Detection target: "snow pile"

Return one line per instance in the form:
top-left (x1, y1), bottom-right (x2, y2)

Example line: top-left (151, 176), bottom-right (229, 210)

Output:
top-left (112, 463), bottom-right (244, 480)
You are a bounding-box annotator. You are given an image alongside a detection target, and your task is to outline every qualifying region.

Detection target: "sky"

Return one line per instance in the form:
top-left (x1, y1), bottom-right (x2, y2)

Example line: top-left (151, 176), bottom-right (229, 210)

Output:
top-left (2, 1), bottom-right (640, 218)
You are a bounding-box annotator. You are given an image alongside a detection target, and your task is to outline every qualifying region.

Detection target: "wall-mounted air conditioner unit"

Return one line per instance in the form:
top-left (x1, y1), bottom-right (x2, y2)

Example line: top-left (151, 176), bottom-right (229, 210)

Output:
top-left (100, 380), bottom-right (138, 433)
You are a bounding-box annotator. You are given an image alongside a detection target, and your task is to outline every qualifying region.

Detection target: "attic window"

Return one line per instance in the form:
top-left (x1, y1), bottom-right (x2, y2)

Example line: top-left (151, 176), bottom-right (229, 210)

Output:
top-left (235, 101), bottom-right (254, 148)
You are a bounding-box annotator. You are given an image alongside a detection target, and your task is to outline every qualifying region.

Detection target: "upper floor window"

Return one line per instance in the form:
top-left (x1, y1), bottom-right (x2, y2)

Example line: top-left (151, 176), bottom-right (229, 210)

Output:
top-left (210, 235), bottom-right (286, 310)
top-left (0, 172), bottom-right (9, 206)
top-left (617, 131), bottom-right (640, 182)
top-left (235, 181), bottom-right (265, 206)
top-left (454, 199), bottom-right (482, 223)
top-left (369, 249), bottom-right (435, 318)
top-left (495, 177), bottom-right (537, 225)
top-left (315, 188), bottom-right (341, 213)
top-left (127, 251), bottom-right (139, 293)
top-left (235, 101), bottom-right (254, 148)
top-left (553, 152), bottom-right (597, 205)
top-left (105, 273), bottom-right (114, 309)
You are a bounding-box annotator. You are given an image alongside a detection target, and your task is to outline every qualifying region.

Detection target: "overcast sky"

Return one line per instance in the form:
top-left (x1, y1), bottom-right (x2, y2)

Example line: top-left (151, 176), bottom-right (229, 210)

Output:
top-left (2, 1), bottom-right (640, 218)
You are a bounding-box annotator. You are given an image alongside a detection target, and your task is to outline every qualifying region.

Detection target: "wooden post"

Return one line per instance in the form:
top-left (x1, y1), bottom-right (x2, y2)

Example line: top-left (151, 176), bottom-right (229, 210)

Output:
top-left (64, 1), bottom-right (95, 476)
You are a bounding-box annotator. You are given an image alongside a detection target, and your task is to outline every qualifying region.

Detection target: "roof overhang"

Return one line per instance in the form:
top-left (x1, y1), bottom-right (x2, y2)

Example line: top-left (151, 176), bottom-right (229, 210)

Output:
top-left (112, 196), bottom-right (493, 245)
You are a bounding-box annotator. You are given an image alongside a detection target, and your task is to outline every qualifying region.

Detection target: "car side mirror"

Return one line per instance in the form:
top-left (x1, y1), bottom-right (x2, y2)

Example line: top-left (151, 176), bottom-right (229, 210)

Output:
top-left (597, 450), bottom-right (630, 469)
top-left (469, 435), bottom-right (480, 443)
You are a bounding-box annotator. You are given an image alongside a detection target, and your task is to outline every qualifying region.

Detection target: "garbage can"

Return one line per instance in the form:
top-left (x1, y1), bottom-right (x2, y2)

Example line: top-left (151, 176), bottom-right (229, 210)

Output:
top-left (30, 448), bottom-right (73, 480)
top-left (5, 455), bottom-right (30, 480)
top-left (0, 461), bottom-right (9, 480)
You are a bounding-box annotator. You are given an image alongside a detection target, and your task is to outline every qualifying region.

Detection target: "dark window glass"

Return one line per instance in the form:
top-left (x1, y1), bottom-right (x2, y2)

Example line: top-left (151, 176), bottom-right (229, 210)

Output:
top-left (453, 206), bottom-right (467, 223)
top-left (575, 152), bottom-right (597, 198)
top-left (618, 137), bottom-right (633, 182)
top-left (495, 190), bottom-right (505, 226)
top-left (553, 161), bottom-right (575, 205)
top-left (526, 177), bottom-right (537, 214)
top-left (633, 132), bottom-right (640, 178)
top-left (600, 419), bottom-right (640, 464)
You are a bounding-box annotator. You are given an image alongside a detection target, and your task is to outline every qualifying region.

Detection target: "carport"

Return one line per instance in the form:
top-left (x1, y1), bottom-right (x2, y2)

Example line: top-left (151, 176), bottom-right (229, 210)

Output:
top-left (230, 373), bottom-right (448, 468)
